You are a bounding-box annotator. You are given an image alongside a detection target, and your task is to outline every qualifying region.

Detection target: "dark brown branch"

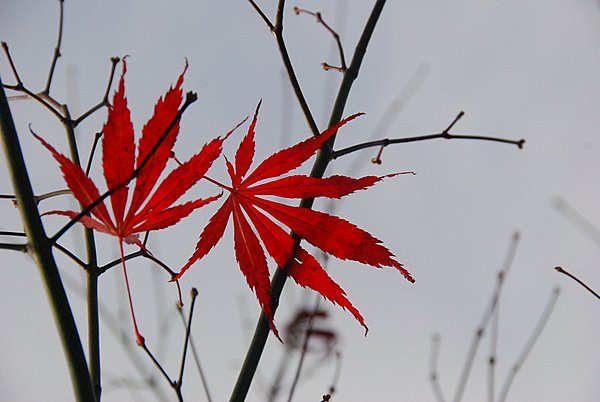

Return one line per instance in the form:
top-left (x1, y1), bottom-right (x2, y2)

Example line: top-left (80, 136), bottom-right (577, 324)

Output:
top-left (247, 0), bottom-right (320, 137)
top-left (332, 111), bottom-right (525, 161)
top-left (0, 242), bottom-right (27, 252)
top-left (73, 57), bottom-right (120, 126)
top-left (0, 230), bottom-right (26, 237)
top-left (555, 266), bottom-right (600, 300)
top-left (247, 0), bottom-right (274, 30)
top-left (54, 242), bottom-right (87, 269)
top-left (2, 42), bottom-right (65, 120)
top-left (177, 305), bottom-right (213, 402)
top-left (43, 0), bottom-right (65, 95)
top-left (85, 132), bottom-right (103, 176)
top-left (175, 288), bottom-right (199, 395)
top-left (293, 7), bottom-right (347, 72)
top-left (139, 342), bottom-right (177, 395)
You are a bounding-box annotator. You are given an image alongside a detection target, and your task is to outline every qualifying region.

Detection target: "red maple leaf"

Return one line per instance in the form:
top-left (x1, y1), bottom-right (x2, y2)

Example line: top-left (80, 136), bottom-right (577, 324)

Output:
top-left (35, 60), bottom-right (227, 344)
top-left (175, 102), bottom-right (414, 337)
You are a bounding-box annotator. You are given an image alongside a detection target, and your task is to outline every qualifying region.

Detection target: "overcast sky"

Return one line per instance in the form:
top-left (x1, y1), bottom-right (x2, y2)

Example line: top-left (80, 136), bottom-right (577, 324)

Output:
top-left (1, 1), bottom-right (600, 401)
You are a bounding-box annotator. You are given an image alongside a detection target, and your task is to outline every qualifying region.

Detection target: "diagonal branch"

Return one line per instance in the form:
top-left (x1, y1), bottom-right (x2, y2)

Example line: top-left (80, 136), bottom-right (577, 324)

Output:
top-left (293, 7), bottom-right (347, 72)
top-left (49, 91), bottom-right (198, 243)
top-left (555, 266), bottom-right (600, 301)
top-left (247, 0), bottom-right (320, 137)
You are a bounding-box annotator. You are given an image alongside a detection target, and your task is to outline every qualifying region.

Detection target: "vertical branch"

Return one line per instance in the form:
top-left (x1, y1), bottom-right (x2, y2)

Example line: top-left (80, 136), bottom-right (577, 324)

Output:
top-left (0, 75), bottom-right (94, 401)
top-left (230, 2), bottom-right (387, 401)
top-left (43, 0), bottom-right (65, 95)
top-left (62, 105), bottom-right (103, 400)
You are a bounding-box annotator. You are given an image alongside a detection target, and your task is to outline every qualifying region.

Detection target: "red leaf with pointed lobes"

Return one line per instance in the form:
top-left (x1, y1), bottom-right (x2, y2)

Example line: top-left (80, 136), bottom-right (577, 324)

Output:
top-left (177, 102), bottom-right (414, 336)
top-left (36, 60), bottom-right (224, 343)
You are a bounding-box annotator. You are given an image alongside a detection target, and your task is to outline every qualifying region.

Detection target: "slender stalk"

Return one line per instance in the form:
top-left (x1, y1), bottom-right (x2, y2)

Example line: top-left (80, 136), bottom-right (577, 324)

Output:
top-left (177, 307), bottom-right (212, 402)
top-left (332, 131), bottom-right (525, 160)
top-left (61, 105), bottom-right (103, 401)
top-left (230, 2), bottom-right (387, 401)
top-left (555, 266), bottom-right (600, 300)
top-left (0, 74), bottom-right (94, 401)
top-left (43, 0), bottom-right (65, 95)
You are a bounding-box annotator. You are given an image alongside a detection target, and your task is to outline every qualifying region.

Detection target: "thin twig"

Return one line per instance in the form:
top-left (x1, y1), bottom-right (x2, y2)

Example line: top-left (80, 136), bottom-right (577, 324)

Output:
top-left (496, 288), bottom-right (560, 402)
top-left (43, 0), bottom-right (65, 95)
top-left (174, 288), bottom-right (199, 399)
top-left (333, 112), bottom-right (525, 161)
top-left (177, 306), bottom-right (213, 402)
top-left (555, 266), bottom-right (600, 300)
top-left (293, 7), bottom-right (347, 72)
top-left (85, 132), bottom-right (103, 176)
top-left (54, 241), bottom-right (87, 268)
top-left (429, 334), bottom-right (446, 402)
top-left (73, 57), bottom-right (120, 126)
top-left (0, 230), bottom-right (26, 237)
top-left (0, 242), bottom-right (28, 252)
top-left (1, 42), bottom-right (65, 119)
top-left (247, 0), bottom-right (320, 137)
top-left (139, 342), bottom-right (175, 391)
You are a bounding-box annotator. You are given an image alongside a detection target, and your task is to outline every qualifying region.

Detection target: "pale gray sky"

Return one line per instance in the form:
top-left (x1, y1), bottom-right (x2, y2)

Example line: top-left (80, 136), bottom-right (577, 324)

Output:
top-left (1, 1), bottom-right (599, 401)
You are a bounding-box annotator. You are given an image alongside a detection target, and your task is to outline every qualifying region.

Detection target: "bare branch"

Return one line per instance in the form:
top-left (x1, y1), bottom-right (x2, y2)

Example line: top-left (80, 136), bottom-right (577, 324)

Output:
top-left (293, 7), bottom-right (347, 72)
top-left (43, 0), bottom-right (65, 95)
top-left (247, 0), bottom-right (275, 30)
top-left (333, 111), bottom-right (525, 161)
top-left (73, 57), bottom-right (120, 126)
top-left (555, 266), bottom-right (600, 301)
top-left (0, 242), bottom-right (27, 252)
top-left (177, 305), bottom-right (213, 402)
